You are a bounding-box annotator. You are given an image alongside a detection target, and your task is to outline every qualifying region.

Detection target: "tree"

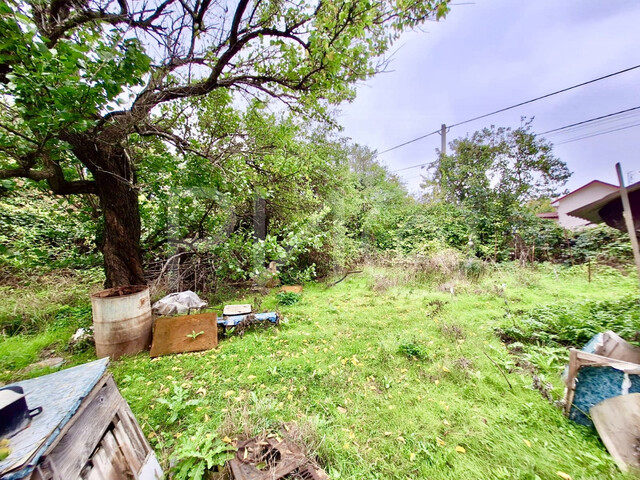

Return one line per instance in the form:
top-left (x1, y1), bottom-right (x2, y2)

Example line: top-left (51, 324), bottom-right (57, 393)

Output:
top-left (425, 121), bottom-right (571, 249)
top-left (0, 0), bottom-right (450, 286)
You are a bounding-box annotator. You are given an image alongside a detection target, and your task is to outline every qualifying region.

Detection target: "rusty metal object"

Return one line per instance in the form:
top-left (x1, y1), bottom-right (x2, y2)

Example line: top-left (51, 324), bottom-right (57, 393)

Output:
top-left (149, 312), bottom-right (218, 357)
top-left (228, 436), bottom-right (328, 480)
top-left (91, 285), bottom-right (153, 360)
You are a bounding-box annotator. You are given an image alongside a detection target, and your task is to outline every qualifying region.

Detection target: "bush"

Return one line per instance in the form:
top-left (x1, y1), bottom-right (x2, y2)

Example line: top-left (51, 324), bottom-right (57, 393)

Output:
top-left (497, 295), bottom-right (640, 348)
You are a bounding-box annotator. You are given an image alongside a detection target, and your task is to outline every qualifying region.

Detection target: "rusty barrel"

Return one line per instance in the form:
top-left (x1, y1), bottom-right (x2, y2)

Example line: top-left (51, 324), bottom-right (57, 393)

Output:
top-left (91, 285), bottom-right (153, 360)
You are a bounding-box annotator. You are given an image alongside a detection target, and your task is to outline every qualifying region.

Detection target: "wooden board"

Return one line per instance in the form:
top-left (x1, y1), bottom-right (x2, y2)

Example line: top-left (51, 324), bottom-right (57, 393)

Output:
top-left (280, 285), bottom-right (303, 294)
top-left (150, 312), bottom-right (218, 357)
top-left (223, 304), bottom-right (252, 316)
top-left (591, 393), bottom-right (640, 473)
top-left (46, 376), bottom-right (123, 480)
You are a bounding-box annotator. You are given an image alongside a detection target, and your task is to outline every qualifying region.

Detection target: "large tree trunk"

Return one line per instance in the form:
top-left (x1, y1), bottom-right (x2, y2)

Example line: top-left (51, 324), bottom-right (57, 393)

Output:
top-left (97, 176), bottom-right (145, 287)
top-left (85, 141), bottom-right (145, 287)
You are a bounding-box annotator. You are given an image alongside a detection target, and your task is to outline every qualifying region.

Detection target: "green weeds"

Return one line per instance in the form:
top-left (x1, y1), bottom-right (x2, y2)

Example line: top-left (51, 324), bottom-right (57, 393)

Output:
top-left (2, 263), bottom-right (637, 479)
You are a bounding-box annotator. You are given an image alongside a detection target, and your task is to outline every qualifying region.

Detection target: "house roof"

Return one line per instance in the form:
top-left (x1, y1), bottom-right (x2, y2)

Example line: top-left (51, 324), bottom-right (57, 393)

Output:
top-left (551, 180), bottom-right (618, 206)
top-left (568, 181), bottom-right (640, 233)
top-left (536, 211), bottom-right (559, 219)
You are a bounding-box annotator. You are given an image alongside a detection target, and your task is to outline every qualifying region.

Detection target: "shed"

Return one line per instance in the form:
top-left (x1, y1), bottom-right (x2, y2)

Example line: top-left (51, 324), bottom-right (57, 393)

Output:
top-left (0, 358), bottom-right (162, 480)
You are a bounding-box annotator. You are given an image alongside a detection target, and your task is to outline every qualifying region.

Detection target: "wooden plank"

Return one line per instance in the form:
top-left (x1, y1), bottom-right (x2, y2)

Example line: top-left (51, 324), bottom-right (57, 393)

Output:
top-left (113, 419), bottom-right (142, 473)
top-left (150, 313), bottom-right (217, 357)
top-left (591, 393), bottom-right (640, 474)
top-left (46, 376), bottom-right (124, 480)
top-left (41, 372), bottom-right (111, 457)
top-left (101, 430), bottom-right (129, 478)
top-left (116, 403), bottom-right (151, 462)
top-left (616, 162), bottom-right (640, 288)
top-left (84, 464), bottom-right (102, 480)
top-left (223, 304), bottom-right (251, 316)
top-left (91, 446), bottom-right (119, 480)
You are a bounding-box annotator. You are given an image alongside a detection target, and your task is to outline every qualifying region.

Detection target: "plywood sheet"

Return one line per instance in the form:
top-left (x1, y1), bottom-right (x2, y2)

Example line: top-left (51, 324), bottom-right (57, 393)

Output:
top-left (223, 304), bottom-right (252, 316)
top-left (591, 393), bottom-right (640, 473)
top-left (150, 313), bottom-right (218, 357)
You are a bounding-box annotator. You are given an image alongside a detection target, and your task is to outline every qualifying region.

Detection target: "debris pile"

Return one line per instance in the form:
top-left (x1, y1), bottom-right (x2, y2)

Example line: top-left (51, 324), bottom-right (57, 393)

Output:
top-left (228, 435), bottom-right (328, 480)
top-left (563, 330), bottom-right (640, 472)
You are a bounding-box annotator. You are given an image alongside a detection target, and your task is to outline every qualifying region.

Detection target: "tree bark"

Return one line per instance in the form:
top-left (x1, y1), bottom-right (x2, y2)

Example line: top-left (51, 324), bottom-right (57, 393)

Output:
top-left (72, 135), bottom-right (145, 287)
top-left (97, 172), bottom-right (145, 287)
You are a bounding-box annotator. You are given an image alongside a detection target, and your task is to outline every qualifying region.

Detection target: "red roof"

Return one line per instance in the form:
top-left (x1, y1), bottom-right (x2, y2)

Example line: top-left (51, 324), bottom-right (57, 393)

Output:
top-left (551, 180), bottom-right (618, 205)
top-left (536, 211), bottom-right (559, 219)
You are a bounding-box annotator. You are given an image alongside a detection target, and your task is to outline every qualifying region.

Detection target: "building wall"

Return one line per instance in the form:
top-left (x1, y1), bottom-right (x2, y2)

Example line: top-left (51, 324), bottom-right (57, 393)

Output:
top-left (555, 183), bottom-right (618, 230)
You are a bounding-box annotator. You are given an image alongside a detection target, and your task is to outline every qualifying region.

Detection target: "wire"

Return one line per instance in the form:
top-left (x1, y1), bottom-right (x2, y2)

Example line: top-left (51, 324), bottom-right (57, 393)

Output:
top-left (393, 161), bottom-right (433, 172)
top-left (539, 106), bottom-right (640, 136)
top-left (378, 129), bottom-right (440, 155)
top-left (555, 121), bottom-right (640, 145)
top-left (377, 63), bottom-right (640, 155)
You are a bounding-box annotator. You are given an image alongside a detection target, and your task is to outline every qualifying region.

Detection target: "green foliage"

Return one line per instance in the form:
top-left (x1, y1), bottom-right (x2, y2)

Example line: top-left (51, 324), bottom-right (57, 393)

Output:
top-left (276, 292), bottom-right (301, 306)
top-left (156, 385), bottom-right (203, 424)
top-left (425, 121), bottom-right (571, 257)
top-left (171, 428), bottom-right (236, 480)
top-left (571, 225), bottom-right (633, 264)
top-left (0, 187), bottom-right (99, 272)
top-left (397, 340), bottom-right (429, 360)
top-left (499, 295), bottom-right (640, 348)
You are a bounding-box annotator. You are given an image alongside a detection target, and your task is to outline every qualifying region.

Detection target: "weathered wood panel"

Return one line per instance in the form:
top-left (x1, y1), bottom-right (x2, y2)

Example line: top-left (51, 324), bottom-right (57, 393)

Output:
top-left (46, 376), bottom-right (123, 480)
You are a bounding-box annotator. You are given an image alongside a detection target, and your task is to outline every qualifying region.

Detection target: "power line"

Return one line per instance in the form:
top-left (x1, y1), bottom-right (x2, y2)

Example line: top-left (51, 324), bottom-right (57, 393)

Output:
top-left (378, 63), bottom-right (640, 155)
top-left (555, 120), bottom-right (640, 145)
top-left (392, 105), bottom-right (640, 173)
top-left (539, 105), bottom-right (640, 136)
top-left (378, 129), bottom-right (440, 155)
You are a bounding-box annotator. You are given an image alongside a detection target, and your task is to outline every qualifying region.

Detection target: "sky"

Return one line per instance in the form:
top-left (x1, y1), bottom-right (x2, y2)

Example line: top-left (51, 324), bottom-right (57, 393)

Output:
top-left (339, 0), bottom-right (640, 196)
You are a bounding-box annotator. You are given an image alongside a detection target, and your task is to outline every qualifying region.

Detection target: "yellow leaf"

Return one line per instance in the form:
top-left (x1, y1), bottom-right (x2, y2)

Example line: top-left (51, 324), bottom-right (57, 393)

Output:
top-left (409, 452), bottom-right (416, 462)
top-left (397, 436), bottom-right (406, 444)
top-left (556, 472), bottom-right (572, 480)
top-left (436, 437), bottom-right (446, 446)
top-left (222, 436), bottom-right (233, 444)
top-left (523, 439), bottom-right (531, 448)
top-left (455, 445), bottom-right (466, 453)
top-left (223, 390), bottom-right (235, 398)
top-left (442, 366), bottom-right (450, 372)
top-left (343, 442), bottom-right (350, 450)
top-left (434, 379), bottom-right (440, 385)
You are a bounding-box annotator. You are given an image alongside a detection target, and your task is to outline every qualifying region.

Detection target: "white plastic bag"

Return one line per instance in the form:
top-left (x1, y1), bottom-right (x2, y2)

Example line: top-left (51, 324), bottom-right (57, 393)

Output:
top-left (152, 290), bottom-right (208, 316)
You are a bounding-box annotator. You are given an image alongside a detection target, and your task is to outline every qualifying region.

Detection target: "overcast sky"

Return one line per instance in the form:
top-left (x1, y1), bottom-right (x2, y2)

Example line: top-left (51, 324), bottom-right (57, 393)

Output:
top-left (339, 0), bottom-right (640, 196)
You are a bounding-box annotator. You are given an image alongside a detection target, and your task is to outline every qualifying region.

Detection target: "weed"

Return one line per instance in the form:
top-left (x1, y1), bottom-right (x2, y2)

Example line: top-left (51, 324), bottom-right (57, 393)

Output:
top-left (276, 292), bottom-right (301, 306)
top-left (170, 427), bottom-right (236, 480)
top-left (439, 322), bottom-right (465, 342)
top-left (156, 385), bottom-right (202, 424)
top-left (398, 340), bottom-right (428, 360)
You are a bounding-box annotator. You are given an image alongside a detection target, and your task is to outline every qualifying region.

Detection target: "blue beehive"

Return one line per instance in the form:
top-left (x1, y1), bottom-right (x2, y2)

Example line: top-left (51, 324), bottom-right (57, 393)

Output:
top-left (564, 331), bottom-right (640, 427)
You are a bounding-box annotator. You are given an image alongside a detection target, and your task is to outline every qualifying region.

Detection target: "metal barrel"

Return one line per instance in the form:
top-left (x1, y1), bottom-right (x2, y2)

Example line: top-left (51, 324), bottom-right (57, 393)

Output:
top-left (91, 285), bottom-right (153, 360)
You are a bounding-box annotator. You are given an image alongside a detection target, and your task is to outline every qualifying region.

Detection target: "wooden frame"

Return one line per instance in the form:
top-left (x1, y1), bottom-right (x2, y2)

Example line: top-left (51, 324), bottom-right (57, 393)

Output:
top-left (25, 373), bottom-right (161, 480)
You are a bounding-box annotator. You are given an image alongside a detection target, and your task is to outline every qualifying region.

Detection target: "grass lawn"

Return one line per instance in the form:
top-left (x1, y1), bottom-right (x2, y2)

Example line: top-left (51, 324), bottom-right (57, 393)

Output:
top-left (1, 262), bottom-right (638, 479)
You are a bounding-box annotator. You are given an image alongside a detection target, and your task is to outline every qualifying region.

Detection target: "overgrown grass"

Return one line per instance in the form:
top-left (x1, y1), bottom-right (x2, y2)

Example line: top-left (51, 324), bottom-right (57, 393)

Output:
top-left (2, 262), bottom-right (638, 479)
top-left (0, 268), bottom-right (103, 380)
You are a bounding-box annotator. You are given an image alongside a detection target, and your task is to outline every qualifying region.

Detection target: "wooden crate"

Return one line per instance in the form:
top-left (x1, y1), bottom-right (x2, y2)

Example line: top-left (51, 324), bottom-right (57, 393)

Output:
top-left (1, 360), bottom-right (162, 480)
top-left (29, 375), bottom-right (161, 480)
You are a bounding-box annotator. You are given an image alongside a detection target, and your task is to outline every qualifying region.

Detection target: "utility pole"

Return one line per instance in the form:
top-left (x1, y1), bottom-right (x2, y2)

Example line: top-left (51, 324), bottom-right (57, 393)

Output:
top-left (440, 124), bottom-right (447, 156)
top-left (615, 162), bottom-right (640, 286)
